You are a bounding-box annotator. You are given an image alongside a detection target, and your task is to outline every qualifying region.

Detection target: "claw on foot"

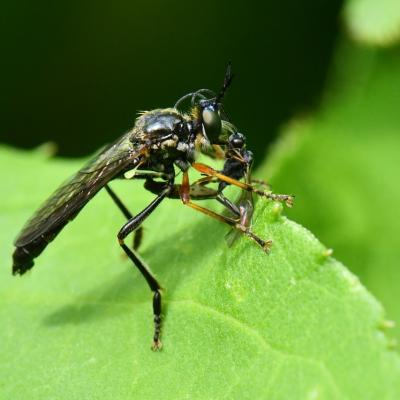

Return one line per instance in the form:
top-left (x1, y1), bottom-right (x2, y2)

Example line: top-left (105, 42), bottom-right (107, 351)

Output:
top-left (236, 223), bottom-right (272, 253)
top-left (262, 239), bottom-right (273, 253)
top-left (151, 340), bottom-right (162, 352)
top-left (284, 195), bottom-right (295, 208)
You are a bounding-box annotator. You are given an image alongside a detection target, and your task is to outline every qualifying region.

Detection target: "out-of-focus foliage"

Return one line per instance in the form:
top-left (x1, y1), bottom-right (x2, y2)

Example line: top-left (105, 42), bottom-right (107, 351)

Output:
top-left (344, 0), bottom-right (400, 45)
top-left (262, 39), bottom-right (400, 341)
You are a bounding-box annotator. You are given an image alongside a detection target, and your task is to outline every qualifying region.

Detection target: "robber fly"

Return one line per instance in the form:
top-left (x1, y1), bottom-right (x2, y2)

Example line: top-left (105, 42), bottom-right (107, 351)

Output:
top-left (12, 65), bottom-right (293, 350)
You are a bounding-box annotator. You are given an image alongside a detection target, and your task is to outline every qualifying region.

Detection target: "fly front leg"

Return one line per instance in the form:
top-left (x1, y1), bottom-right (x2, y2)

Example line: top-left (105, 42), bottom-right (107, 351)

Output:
top-left (144, 174), bottom-right (271, 250)
top-left (144, 177), bottom-right (219, 201)
top-left (117, 180), bottom-right (173, 351)
top-left (192, 162), bottom-right (294, 207)
top-left (144, 176), bottom-right (241, 218)
top-left (179, 171), bottom-right (272, 252)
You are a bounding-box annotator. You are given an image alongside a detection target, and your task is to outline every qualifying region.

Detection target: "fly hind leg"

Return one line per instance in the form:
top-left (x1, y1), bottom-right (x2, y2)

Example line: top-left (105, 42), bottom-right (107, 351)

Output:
top-left (117, 180), bottom-right (173, 350)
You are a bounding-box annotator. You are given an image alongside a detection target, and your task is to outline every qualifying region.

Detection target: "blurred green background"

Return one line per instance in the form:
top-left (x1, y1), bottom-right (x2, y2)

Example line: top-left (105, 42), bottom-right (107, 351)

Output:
top-left (0, 0), bottom-right (342, 161)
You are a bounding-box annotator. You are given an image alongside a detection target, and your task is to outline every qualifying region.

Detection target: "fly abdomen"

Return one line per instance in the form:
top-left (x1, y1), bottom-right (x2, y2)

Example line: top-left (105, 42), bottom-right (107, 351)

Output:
top-left (13, 241), bottom-right (43, 275)
top-left (13, 226), bottom-right (64, 275)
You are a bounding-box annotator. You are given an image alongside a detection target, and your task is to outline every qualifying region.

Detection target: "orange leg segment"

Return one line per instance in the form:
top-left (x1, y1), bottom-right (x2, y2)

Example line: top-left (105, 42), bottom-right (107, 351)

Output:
top-left (185, 201), bottom-right (271, 252)
top-left (180, 171), bottom-right (190, 204)
top-left (192, 162), bottom-right (294, 207)
top-left (179, 169), bottom-right (272, 252)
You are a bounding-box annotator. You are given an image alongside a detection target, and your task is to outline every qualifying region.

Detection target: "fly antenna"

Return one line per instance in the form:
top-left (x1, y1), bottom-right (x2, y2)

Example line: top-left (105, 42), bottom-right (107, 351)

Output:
top-left (215, 62), bottom-right (234, 105)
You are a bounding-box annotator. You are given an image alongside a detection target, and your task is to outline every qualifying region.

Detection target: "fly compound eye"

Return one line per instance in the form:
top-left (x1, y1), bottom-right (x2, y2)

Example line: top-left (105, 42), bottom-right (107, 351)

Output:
top-left (202, 107), bottom-right (222, 141)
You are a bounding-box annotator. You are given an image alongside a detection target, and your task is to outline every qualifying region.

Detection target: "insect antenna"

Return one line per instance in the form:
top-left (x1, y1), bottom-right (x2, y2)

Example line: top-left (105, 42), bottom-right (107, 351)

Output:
top-left (174, 64), bottom-right (232, 110)
top-left (214, 62), bottom-right (234, 105)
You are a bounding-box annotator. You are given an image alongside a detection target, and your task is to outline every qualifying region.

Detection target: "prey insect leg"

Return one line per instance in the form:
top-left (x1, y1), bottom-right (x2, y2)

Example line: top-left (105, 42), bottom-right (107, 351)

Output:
top-left (104, 184), bottom-right (143, 250)
top-left (117, 180), bottom-right (173, 351)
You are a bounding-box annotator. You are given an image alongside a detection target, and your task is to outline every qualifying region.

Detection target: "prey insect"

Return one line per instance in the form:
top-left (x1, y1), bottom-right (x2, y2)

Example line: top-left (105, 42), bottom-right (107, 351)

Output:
top-left (12, 65), bottom-right (293, 350)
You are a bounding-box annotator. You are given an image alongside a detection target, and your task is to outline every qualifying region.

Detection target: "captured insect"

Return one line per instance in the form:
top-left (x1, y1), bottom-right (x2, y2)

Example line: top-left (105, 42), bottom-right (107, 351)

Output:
top-left (12, 65), bottom-right (293, 350)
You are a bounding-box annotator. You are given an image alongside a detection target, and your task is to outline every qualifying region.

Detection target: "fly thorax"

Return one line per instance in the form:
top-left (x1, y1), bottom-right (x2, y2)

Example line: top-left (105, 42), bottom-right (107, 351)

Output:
top-left (158, 135), bottom-right (179, 151)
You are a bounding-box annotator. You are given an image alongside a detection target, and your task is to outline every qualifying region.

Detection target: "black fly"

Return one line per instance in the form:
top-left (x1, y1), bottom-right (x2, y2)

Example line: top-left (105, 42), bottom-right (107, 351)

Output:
top-left (12, 65), bottom-right (293, 350)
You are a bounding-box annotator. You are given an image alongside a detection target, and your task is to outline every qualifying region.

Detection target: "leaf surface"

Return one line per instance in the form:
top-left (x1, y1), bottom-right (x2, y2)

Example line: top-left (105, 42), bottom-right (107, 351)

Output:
top-left (0, 145), bottom-right (399, 399)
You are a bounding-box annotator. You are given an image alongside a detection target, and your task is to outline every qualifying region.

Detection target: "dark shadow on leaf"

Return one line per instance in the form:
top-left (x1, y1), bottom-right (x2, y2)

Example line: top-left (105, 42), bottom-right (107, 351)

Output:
top-left (42, 218), bottom-right (225, 326)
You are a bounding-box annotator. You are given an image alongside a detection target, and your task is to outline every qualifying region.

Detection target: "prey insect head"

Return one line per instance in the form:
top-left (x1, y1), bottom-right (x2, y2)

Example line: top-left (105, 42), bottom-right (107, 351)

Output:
top-left (228, 132), bottom-right (246, 149)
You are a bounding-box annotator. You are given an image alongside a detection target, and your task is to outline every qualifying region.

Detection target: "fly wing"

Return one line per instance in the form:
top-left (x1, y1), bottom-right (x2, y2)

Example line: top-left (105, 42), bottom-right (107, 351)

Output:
top-left (15, 134), bottom-right (144, 248)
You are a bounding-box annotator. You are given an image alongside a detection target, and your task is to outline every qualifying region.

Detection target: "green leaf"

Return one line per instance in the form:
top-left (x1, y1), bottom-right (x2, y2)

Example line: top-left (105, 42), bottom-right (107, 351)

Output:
top-left (343, 0), bottom-right (400, 46)
top-left (1, 145), bottom-right (399, 399)
top-left (261, 42), bottom-right (400, 344)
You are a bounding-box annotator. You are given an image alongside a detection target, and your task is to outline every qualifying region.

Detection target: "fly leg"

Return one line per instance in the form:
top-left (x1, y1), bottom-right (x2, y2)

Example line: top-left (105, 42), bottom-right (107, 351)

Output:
top-left (178, 172), bottom-right (272, 252)
top-left (144, 176), bottom-right (268, 249)
top-left (117, 179), bottom-right (173, 351)
top-left (144, 177), bottom-right (241, 218)
top-left (106, 171), bottom-right (171, 250)
top-left (250, 178), bottom-right (269, 188)
top-left (192, 162), bottom-right (294, 207)
top-left (104, 184), bottom-right (143, 250)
